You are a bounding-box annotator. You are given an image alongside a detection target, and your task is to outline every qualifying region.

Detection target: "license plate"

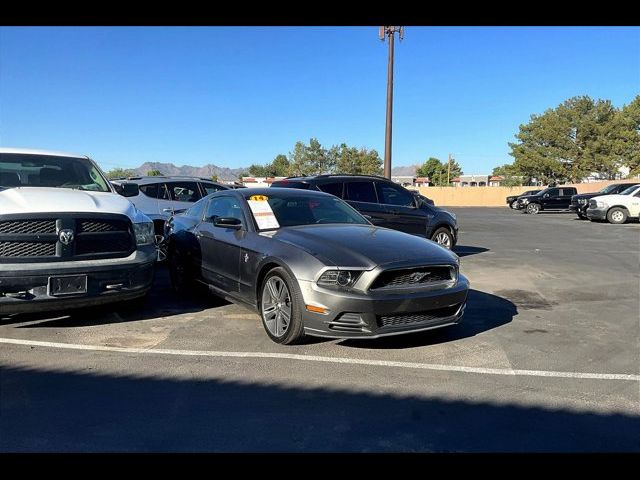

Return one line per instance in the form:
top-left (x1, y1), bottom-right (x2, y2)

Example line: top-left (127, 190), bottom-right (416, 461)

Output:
top-left (48, 275), bottom-right (88, 296)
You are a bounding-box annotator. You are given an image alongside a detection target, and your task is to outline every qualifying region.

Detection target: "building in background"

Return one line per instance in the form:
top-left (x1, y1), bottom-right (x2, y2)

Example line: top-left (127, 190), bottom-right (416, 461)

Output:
top-left (451, 175), bottom-right (490, 187)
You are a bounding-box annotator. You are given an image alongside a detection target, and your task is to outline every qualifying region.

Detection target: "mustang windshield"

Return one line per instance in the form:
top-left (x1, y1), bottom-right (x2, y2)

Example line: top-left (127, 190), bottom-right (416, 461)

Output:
top-left (246, 193), bottom-right (370, 229)
top-left (0, 153), bottom-right (111, 192)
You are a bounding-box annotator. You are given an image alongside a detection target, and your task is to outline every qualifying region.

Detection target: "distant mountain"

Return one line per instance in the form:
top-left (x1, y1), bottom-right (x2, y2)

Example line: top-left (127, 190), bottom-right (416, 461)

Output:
top-left (391, 164), bottom-right (420, 176)
top-left (135, 162), bottom-right (246, 181)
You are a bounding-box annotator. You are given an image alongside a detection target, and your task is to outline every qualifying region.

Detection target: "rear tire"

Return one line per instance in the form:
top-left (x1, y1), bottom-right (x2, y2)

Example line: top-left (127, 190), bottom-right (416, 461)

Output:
top-left (259, 267), bottom-right (306, 345)
top-left (607, 207), bottom-right (628, 224)
top-left (431, 227), bottom-right (453, 249)
top-left (526, 203), bottom-right (540, 215)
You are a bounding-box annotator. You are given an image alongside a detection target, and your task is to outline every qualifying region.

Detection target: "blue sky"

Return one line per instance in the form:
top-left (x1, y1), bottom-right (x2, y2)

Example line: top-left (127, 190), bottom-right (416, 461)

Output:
top-left (1, 26), bottom-right (638, 174)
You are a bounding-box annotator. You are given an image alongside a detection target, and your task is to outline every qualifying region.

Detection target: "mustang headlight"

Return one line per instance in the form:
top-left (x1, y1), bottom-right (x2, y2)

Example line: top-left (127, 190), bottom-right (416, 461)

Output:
top-left (133, 221), bottom-right (155, 246)
top-left (317, 270), bottom-right (361, 288)
top-left (521, 198), bottom-right (529, 204)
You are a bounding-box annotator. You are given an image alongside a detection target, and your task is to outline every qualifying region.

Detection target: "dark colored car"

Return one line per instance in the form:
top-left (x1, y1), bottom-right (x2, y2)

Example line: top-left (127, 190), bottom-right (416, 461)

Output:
top-left (270, 175), bottom-right (458, 248)
top-left (506, 190), bottom-right (541, 209)
top-left (570, 183), bottom-right (640, 219)
top-left (166, 188), bottom-right (468, 345)
top-left (517, 186), bottom-right (578, 214)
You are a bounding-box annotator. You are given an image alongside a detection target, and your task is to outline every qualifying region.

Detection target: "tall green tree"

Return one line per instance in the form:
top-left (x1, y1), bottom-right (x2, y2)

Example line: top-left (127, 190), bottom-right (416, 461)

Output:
top-left (288, 138), bottom-right (333, 176)
top-left (492, 164), bottom-right (523, 187)
top-left (615, 95), bottom-right (640, 176)
top-left (146, 169), bottom-right (162, 176)
top-left (509, 96), bottom-right (628, 183)
top-left (334, 144), bottom-right (383, 175)
top-left (106, 168), bottom-right (137, 180)
top-left (416, 157), bottom-right (462, 186)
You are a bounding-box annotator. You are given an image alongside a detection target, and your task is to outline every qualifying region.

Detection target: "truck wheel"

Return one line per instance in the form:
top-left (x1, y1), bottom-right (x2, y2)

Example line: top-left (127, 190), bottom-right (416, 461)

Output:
top-left (526, 203), bottom-right (540, 215)
top-left (577, 211), bottom-right (587, 220)
top-left (607, 207), bottom-right (628, 224)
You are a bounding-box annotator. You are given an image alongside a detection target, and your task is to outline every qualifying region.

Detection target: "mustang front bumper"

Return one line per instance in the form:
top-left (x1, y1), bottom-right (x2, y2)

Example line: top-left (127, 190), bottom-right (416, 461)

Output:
top-left (298, 274), bottom-right (470, 339)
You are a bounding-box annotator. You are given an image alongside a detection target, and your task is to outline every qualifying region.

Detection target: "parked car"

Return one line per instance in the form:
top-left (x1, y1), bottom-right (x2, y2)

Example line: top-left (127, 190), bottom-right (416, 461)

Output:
top-left (506, 190), bottom-right (541, 209)
top-left (586, 184), bottom-right (640, 224)
top-left (111, 176), bottom-right (229, 260)
top-left (517, 186), bottom-right (578, 214)
top-left (270, 175), bottom-right (457, 248)
top-left (166, 188), bottom-right (468, 344)
top-left (0, 148), bottom-right (156, 316)
top-left (570, 183), bottom-right (640, 219)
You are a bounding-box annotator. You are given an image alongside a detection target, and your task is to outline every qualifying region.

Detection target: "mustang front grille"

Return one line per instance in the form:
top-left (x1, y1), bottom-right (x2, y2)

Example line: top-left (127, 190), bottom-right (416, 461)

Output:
top-left (370, 266), bottom-right (455, 290)
top-left (377, 304), bottom-right (461, 328)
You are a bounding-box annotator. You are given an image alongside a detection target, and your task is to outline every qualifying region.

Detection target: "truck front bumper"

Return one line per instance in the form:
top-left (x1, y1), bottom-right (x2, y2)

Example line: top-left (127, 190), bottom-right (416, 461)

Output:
top-left (0, 247), bottom-right (156, 316)
top-left (586, 207), bottom-right (608, 221)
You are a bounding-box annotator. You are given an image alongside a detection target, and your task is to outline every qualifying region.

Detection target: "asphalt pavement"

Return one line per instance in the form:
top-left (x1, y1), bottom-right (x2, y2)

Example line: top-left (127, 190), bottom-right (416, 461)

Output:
top-left (1, 208), bottom-right (638, 452)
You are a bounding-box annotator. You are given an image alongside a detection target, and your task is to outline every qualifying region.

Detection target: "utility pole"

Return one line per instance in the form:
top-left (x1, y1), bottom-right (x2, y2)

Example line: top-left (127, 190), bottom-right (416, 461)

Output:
top-left (380, 26), bottom-right (404, 179)
top-left (447, 153), bottom-right (452, 185)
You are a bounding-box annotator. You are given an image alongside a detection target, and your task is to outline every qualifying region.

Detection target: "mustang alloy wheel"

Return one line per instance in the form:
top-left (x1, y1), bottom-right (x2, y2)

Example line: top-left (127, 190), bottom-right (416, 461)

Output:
top-left (260, 267), bottom-right (305, 344)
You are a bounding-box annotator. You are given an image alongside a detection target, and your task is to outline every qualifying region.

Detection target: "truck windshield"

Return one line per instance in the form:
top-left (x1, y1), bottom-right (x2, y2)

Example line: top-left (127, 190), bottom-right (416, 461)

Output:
top-left (619, 185), bottom-right (640, 195)
top-left (0, 153), bottom-right (111, 192)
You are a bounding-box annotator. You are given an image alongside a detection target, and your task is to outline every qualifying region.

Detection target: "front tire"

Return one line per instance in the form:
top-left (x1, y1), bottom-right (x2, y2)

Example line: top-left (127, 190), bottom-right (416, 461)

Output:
top-left (526, 203), bottom-right (541, 215)
top-left (259, 267), bottom-right (306, 345)
top-left (577, 211), bottom-right (587, 220)
top-left (607, 207), bottom-right (628, 224)
top-left (431, 227), bottom-right (453, 249)
top-left (169, 248), bottom-right (194, 295)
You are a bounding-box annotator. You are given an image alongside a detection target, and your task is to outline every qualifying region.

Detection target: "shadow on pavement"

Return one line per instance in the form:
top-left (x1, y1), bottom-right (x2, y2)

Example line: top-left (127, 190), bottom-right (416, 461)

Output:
top-left (453, 245), bottom-right (490, 257)
top-left (0, 364), bottom-right (637, 452)
top-left (339, 289), bottom-right (515, 350)
top-left (4, 267), bottom-right (231, 328)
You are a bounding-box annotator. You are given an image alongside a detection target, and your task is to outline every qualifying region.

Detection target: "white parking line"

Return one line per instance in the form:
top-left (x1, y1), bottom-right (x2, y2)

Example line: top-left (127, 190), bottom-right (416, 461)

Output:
top-left (1, 337), bottom-right (638, 382)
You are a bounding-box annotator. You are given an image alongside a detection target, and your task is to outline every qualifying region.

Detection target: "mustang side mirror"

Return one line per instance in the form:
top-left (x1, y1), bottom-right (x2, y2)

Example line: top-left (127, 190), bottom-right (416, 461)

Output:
top-left (213, 217), bottom-right (242, 229)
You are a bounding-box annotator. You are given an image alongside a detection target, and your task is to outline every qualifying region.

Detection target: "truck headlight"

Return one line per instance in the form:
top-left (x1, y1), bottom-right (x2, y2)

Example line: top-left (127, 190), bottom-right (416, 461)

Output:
top-left (596, 201), bottom-right (608, 209)
top-left (317, 270), bottom-right (361, 288)
top-left (133, 222), bottom-right (155, 246)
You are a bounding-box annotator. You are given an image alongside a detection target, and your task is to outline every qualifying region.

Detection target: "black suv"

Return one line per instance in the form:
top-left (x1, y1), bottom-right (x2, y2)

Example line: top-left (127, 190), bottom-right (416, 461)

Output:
top-left (517, 186), bottom-right (578, 214)
top-left (570, 183), bottom-right (640, 219)
top-left (506, 189), bottom-right (541, 209)
top-left (270, 175), bottom-right (458, 248)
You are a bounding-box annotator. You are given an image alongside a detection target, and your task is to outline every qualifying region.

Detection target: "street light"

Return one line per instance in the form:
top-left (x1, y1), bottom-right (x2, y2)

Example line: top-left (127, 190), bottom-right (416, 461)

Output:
top-left (380, 26), bottom-right (404, 179)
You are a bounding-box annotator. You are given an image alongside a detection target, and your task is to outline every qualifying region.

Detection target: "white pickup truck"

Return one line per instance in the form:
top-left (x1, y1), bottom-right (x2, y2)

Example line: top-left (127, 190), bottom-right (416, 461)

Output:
top-left (0, 148), bottom-right (156, 316)
top-left (586, 183), bottom-right (640, 224)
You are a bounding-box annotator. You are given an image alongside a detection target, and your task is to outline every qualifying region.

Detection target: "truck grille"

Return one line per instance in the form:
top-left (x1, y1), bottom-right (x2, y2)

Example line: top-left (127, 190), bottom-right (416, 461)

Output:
top-left (0, 214), bottom-right (134, 263)
top-left (0, 220), bottom-right (56, 234)
top-left (370, 266), bottom-right (455, 290)
top-left (0, 241), bottom-right (56, 257)
top-left (377, 304), bottom-right (461, 328)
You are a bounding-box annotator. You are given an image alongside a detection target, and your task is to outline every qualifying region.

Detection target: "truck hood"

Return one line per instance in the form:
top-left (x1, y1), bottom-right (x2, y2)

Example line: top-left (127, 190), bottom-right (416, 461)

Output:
top-left (590, 193), bottom-right (636, 205)
top-left (572, 192), bottom-right (603, 201)
top-left (0, 187), bottom-right (148, 222)
top-left (272, 224), bottom-right (459, 268)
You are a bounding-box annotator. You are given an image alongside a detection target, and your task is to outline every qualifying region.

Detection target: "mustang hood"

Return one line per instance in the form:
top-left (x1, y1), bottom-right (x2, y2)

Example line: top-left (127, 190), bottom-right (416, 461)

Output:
top-left (0, 187), bottom-right (146, 222)
top-left (272, 224), bottom-right (458, 268)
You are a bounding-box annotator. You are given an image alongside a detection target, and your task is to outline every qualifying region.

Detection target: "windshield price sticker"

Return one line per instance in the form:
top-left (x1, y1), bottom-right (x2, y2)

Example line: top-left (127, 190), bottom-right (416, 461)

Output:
top-left (249, 195), bottom-right (269, 201)
top-left (248, 199), bottom-right (280, 229)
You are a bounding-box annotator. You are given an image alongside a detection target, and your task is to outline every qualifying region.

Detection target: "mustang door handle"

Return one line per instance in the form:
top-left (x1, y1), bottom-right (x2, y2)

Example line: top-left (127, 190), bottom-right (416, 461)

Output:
top-left (162, 208), bottom-right (174, 213)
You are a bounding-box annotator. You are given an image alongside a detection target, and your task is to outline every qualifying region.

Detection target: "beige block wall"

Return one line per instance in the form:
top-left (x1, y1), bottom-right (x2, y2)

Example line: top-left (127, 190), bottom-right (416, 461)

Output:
top-left (413, 179), bottom-right (640, 207)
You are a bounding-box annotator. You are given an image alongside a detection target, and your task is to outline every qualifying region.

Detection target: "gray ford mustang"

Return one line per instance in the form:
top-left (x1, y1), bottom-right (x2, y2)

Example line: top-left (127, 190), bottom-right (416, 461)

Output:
top-left (166, 188), bottom-right (469, 344)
